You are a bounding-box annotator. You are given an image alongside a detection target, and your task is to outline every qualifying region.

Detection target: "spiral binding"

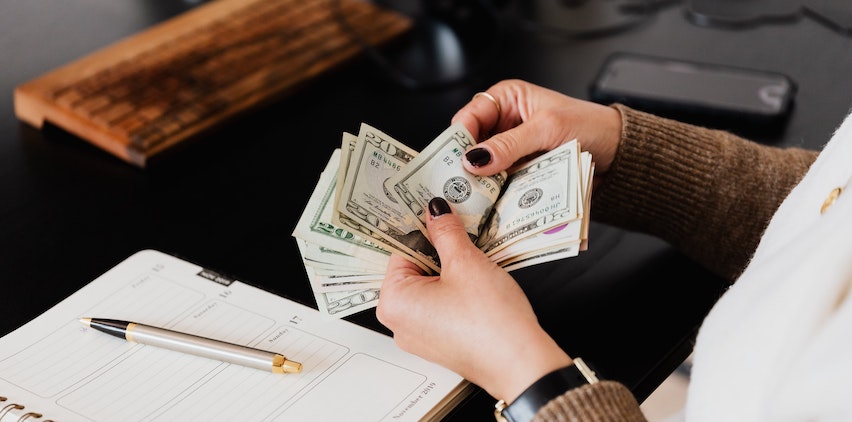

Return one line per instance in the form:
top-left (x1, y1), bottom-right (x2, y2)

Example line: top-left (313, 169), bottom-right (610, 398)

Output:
top-left (0, 397), bottom-right (54, 422)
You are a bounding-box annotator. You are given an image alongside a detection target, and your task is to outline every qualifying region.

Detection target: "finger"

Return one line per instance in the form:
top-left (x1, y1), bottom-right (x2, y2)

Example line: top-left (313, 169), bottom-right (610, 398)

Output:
top-left (461, 111), bottom-right (568, 176)
top-left (453, 101), bottom-right (498, 143)
top-left (452, 81), bottom-right (567, 176)
top-left (425, 197), bottom-right (487, 272)
top-left (384, 254), bottom-right (423, 281)
top-left (382, 254), bottom-right (426, 295)
top-left (377, 253), bottom-right (427, 328)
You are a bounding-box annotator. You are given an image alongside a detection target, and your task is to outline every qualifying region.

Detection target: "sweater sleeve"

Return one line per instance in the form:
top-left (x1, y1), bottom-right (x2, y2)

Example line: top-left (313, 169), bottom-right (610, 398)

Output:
top-left (592, 105), bottom-right (817, 281)
top-left (527, 107), bottom-right (817, 422)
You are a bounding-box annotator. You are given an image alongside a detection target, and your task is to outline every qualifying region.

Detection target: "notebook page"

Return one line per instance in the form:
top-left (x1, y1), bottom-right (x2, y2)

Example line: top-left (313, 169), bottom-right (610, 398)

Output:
top-left (0, 249), bottom-right (467, 421)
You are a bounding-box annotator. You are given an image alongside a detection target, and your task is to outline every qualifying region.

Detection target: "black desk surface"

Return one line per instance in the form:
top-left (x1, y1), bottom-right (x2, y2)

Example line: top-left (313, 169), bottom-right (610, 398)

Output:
top-left (2, 1), bottom-right (851, 420)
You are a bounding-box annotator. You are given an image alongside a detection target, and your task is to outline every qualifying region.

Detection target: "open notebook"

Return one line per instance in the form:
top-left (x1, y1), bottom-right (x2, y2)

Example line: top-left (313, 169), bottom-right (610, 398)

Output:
top-left (0, 250), bottom-right (471, 421)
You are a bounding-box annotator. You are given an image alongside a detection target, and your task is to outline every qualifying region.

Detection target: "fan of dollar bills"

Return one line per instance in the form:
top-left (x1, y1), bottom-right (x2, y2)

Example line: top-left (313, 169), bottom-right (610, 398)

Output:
top-left (293, 123), bottom-right (594, 318)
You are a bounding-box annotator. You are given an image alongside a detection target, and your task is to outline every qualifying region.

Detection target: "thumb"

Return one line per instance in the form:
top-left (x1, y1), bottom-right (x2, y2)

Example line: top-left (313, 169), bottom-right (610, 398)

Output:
top-left (462, 120), bottom-right (564, 176)
top-left (425, 197), bottom-right (485, 271)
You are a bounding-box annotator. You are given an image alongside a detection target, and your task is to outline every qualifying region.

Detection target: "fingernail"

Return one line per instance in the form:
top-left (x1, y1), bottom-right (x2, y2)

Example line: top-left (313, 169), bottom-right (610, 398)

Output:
top-left (428, 197), bottom-right (451, 217)
top-left (465, 147), bottom-right (492, 167)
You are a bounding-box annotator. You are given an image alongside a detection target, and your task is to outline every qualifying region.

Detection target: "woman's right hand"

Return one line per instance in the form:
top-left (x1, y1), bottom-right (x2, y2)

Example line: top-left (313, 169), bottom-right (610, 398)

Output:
top-left (452, 79), bottom-right (623, 185)
top-left (377, 198), bottom-right (573, 404)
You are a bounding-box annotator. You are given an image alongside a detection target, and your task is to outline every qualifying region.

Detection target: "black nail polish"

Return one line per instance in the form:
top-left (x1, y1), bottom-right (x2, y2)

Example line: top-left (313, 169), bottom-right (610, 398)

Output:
top-left (465, 148), bottom-right (492, 167)
top-left (428, 197), bottom-right (451, 217)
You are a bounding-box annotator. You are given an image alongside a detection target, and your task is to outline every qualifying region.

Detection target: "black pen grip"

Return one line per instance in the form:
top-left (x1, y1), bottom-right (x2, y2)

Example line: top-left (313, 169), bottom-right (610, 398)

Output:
top-left (87, 318), bottom-right (130, 340)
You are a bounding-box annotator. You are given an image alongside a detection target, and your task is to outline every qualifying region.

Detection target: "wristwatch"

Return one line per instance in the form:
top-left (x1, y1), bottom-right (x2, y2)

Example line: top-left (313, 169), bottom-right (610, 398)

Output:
top-left (494, 357), bottom-right (600, 422)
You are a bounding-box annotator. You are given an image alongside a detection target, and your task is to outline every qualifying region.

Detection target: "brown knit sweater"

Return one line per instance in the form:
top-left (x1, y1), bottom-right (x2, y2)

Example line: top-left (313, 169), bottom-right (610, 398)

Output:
top-left (531, 105), bottom-right (817, 421)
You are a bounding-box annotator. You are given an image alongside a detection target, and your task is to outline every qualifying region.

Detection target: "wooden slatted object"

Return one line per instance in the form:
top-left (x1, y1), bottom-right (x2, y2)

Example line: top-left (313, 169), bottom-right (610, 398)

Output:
top-left (14, 0), bottom-right (412, 167)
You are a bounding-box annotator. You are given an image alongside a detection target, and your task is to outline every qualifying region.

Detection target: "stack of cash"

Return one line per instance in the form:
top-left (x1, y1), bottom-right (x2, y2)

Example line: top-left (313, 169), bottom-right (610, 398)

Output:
top-left (293, 123), bottom-right (594, 318)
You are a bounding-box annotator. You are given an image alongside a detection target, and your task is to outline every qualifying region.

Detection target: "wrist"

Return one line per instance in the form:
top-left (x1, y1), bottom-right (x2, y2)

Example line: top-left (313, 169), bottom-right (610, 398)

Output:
top-left (488, 336), bottom-right (571, 403)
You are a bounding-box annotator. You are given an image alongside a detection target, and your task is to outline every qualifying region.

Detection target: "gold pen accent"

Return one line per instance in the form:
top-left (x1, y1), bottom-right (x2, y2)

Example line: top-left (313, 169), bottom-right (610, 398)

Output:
top-left (79, 318), bottom-right (302, 374)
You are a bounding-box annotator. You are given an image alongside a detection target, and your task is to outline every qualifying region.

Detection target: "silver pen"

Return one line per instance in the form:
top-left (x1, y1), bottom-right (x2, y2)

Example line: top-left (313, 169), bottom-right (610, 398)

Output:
top-left (79, 318), bottom-right (302, 374)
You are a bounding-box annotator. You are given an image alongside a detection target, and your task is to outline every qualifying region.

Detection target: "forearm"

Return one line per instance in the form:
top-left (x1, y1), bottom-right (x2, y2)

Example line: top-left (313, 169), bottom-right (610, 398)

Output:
top-left (592, 105), bottom-right (817, 281)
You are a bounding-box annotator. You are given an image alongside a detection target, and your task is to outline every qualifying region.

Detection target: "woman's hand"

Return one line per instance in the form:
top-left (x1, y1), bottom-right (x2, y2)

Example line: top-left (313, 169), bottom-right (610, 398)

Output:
top-left (377, 198), bottom-right (572, 403)
top-left (378, 80), bottom-right (621, 402)
top-left (452, 79), bottom-right (623, 185)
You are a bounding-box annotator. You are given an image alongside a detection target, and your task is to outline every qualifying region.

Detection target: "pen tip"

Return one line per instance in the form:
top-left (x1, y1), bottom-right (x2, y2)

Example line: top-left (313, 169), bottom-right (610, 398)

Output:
top-left (79, 318), bottom-right (92, 326)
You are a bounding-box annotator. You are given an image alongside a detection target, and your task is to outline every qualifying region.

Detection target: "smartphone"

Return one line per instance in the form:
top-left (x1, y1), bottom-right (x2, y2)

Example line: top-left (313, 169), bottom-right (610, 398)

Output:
top-left (589, 52), bottom-right (796, 135)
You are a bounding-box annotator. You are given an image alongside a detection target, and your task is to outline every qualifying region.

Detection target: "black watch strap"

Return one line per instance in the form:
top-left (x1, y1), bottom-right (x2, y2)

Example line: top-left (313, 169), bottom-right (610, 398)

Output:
top-left (495, 358), bottom-right (599, 422)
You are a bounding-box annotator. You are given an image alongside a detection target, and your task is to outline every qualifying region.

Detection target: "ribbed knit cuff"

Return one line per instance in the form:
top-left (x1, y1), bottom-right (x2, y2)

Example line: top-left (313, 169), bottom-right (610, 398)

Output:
top-left (532, 380), bottom-right (646, 422)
